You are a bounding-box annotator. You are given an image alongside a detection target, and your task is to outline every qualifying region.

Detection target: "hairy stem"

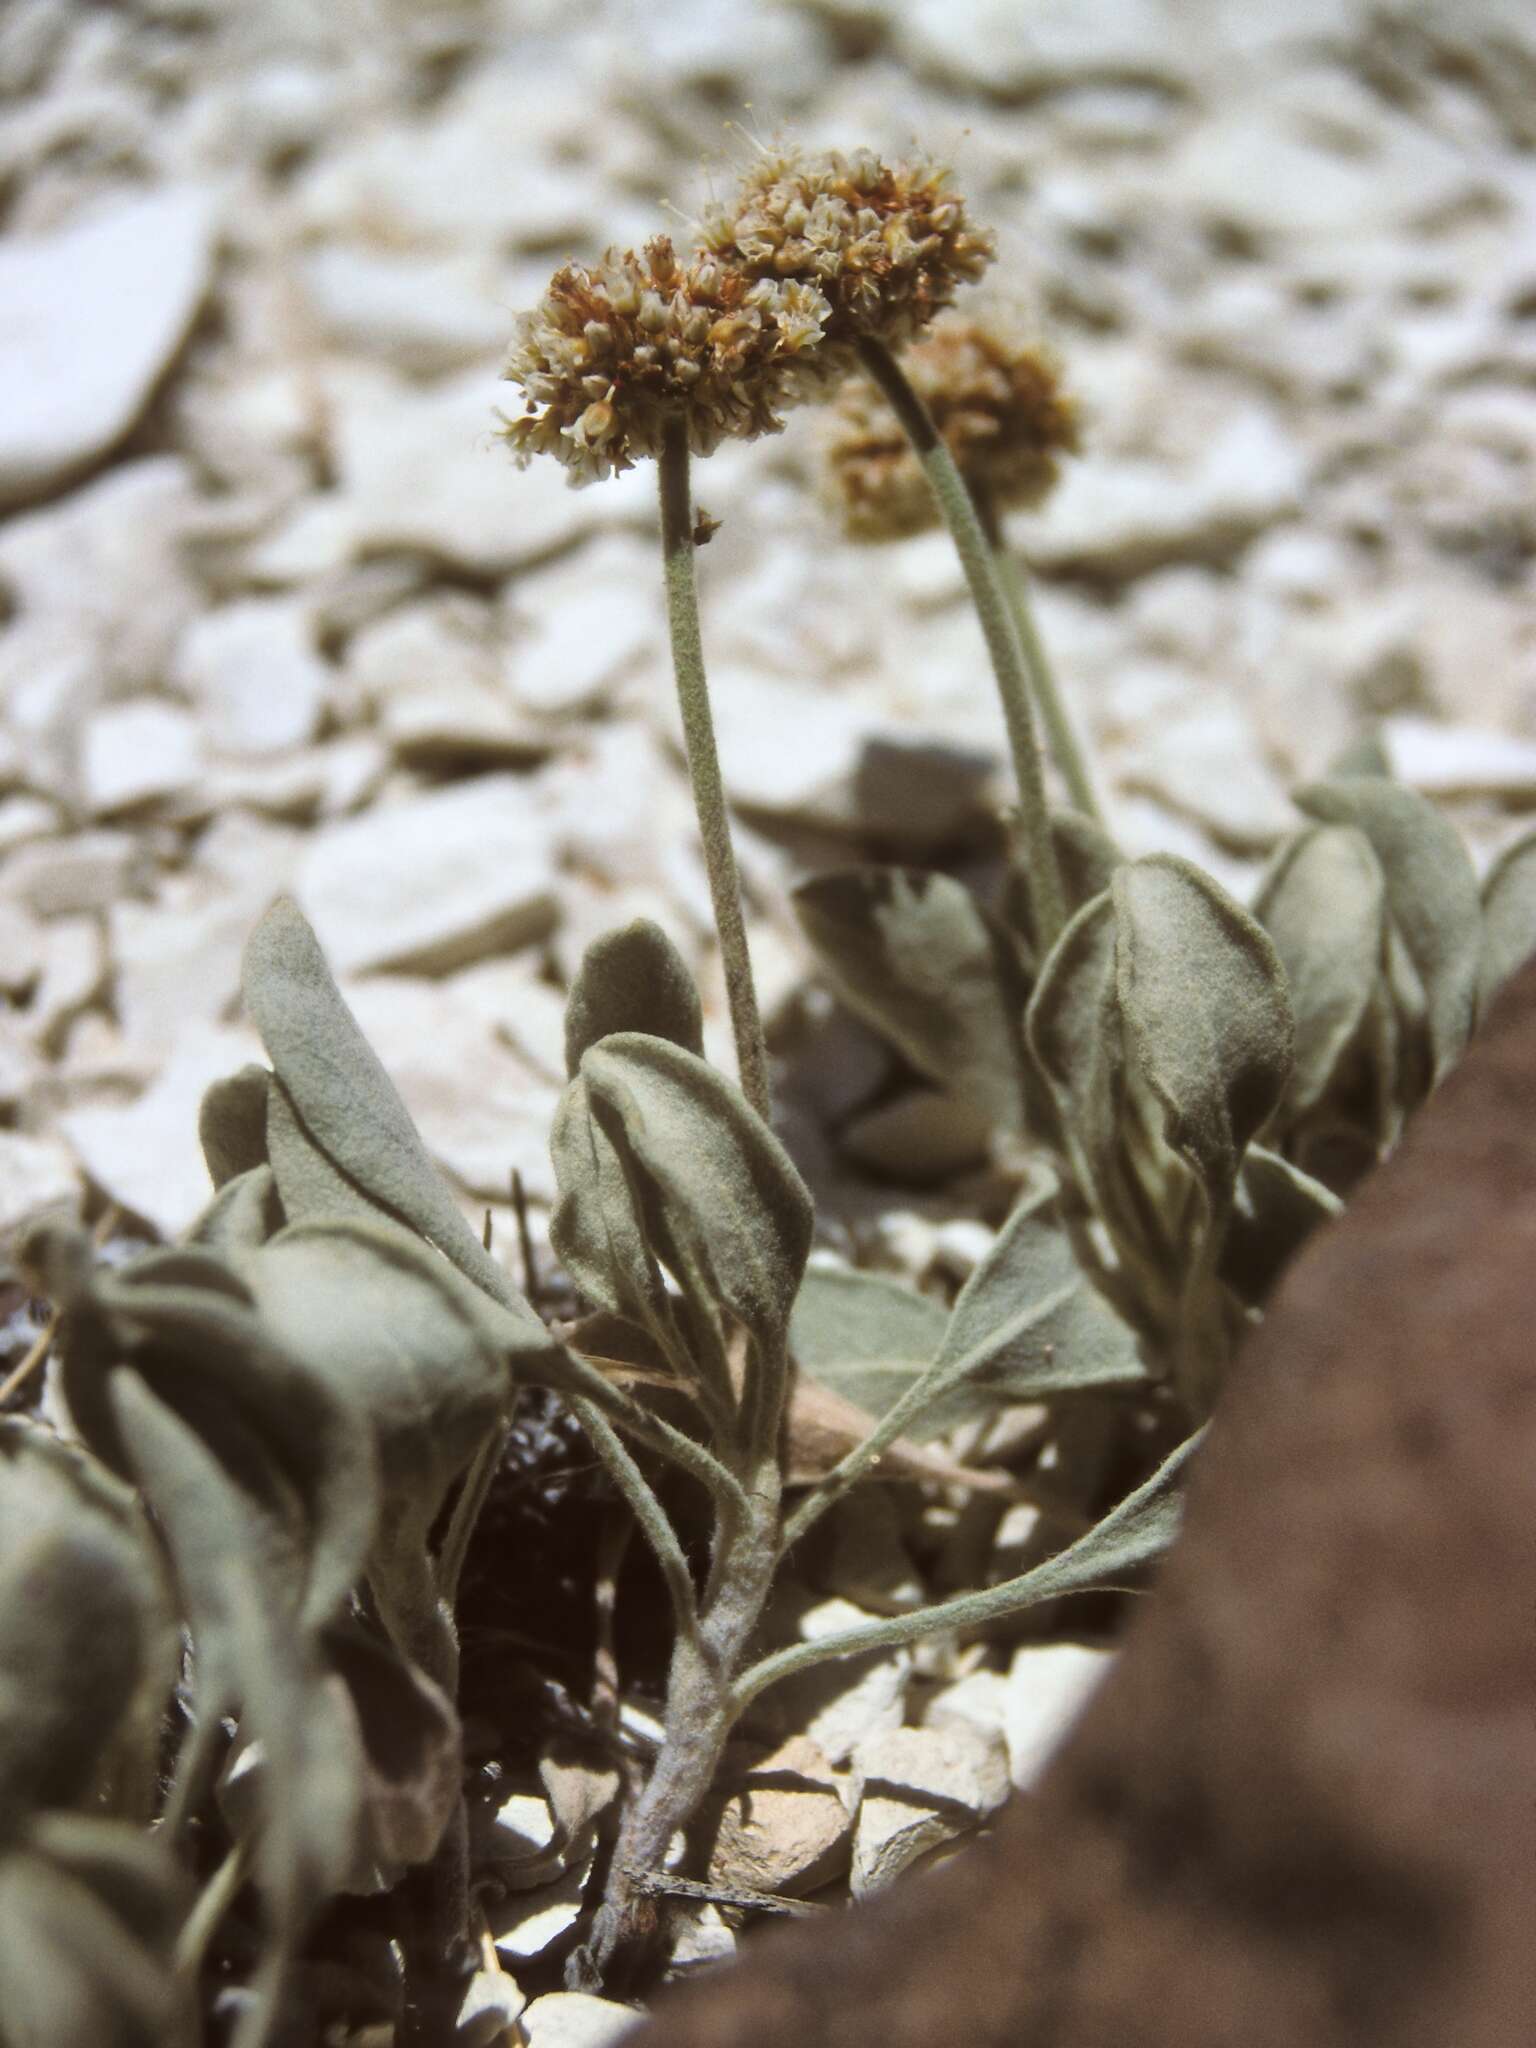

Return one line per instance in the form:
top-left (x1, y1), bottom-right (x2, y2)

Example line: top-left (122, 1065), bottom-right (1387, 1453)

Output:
top-left (569, 1395), bottom-right (702, 1646)
top-left (855, 334), bottom-right (1066, 953)
top-left (658, 417), bottom-right (772, 1123)
top-left (570, 1447), bottom-right (782, 1993)
top-left (975, 487), bottom-right (1103, 825)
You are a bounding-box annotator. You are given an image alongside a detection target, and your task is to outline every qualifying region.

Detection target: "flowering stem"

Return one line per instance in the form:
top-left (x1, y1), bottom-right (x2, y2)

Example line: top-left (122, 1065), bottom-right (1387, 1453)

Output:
top-left (657, 417), bottom-right (773, 1123)
top-left (974, 486), bottom-right (1103, 825)
top-left (855, 335), bottom-right (1067, 952)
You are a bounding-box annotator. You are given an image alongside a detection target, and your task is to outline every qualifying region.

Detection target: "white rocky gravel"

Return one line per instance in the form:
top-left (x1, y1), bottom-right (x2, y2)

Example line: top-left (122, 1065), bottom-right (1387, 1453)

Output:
top-left (2, 0), bottom-right (1535, 1992)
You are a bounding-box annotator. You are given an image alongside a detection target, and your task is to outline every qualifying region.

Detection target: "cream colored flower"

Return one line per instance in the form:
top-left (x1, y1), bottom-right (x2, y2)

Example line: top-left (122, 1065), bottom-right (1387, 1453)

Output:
top-left (499, 236), bottom-right (832, 485)
top-left (699, 146), bottom-right (996, 361)
top-left (822, 314), bottom-right (1081, 539)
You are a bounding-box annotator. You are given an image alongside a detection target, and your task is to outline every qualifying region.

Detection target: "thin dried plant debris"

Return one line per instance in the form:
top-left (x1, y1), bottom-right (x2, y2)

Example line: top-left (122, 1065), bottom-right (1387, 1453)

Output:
top-left (823, 315), bottom-right (1081, 540)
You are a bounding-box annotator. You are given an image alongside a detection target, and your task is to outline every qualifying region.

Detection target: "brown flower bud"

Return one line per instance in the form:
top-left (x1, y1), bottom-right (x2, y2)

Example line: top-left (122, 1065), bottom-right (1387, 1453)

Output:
top-left (822, 314), bottom-right (1081, 541)
top-left (498, 236), bottom-right (835, 486)
top-left (699, 146), bottom-right (996, 364)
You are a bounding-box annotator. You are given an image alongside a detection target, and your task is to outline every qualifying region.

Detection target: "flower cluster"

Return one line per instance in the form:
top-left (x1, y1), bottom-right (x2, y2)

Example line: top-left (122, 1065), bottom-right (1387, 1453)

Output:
top-left (698, 146), bottom-right (996, 358)
top-left (499, 236), bottom-right (831, 486)
top-left (501, 149), bottom-right (996, 484)
top-left (823, 315), bottom-right (1081, 540)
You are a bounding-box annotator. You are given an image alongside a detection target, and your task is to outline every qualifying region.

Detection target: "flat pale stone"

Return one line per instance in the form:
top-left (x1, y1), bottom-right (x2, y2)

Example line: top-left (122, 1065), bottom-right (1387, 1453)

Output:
top-left (0, 1130), bottom-right (79, 1235)
top-left (1024, 410), bottom-right (1306, 579)
top-left (758, 1591), bottom-right (912, 1766)
top-left (703, 1737), bottom-right (853, 1899)
top-left (0, 188), bottom-right (214, 510)
top-left (324, 365), bottom-right (612, 578)
top-left (295, 773), bottom-right (559, 976)
top-left (81, 700), bottom-right (202, 817)
top-left (520, 1992), bottom-right (643, 2048)
top-left (26, 916), bottom-right (106, 1053)
top-left (110, 815), bottom-right (301, 1053)
top-left (1122, 699), bottom-right (1294, 850)
top-left (1005, 1641), bottom-right (1114, 1789)
top-left (849, 1722), bottom-right (1011, 1898)
top-left (298, 243), bottom-right (508, 373)
top-left (175, 599), bottom-right (330, 757)
top-left (0, 830), bottom-right (143, 919)
top-left (62, 1020), bottom-right (262, 1238)
top-left (1385, 717), bottom-right (1536, 800)
top-left (703, 668), bottom-right (995, 847)
top-left (900, 0), bottom-right (1180, 92)
top-left (505, 555), bottom-right (659, 717)
top-left (0, 900), bottom-right (43, 997)
top-left (0, 796), bottom-right (62, 855)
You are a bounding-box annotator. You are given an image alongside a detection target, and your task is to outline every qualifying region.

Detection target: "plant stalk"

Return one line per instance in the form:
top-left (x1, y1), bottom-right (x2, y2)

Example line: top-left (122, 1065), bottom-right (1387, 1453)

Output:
top-left (855, 334), bottom-right (1067, 953)
top-left (569, 1445), bottom-right (782, 1993)
top-left (974, 486), bottom-right (1103, 824)
top-left (657, 417), bottom-right (773, 1123)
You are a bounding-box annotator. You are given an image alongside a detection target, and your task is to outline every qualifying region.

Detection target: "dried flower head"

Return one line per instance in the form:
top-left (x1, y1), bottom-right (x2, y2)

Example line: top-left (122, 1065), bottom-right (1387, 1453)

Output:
top-left (699, 145), bottom-right (996, 360)
top-left (822, 315), bottom-right (1081, 540)
top-left (499, 236), bottom-right (832, 485)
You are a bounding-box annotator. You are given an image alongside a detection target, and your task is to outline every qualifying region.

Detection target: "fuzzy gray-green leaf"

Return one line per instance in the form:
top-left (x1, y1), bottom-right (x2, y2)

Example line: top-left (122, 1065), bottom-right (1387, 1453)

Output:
top-left (0, 1840), bottom-right (195, 2048)
top-left (789, 1265), bottom-right (949, 1436)
top-left (582, 1033), bottom-right (815, 1352)
top-left (1477, 828), bottom-right (1536, 1018)
top-left (0, 1422), bottom-right (168, 1832)
top-left (1025, 889), bottom-right (1122, 1196)
top-left (564, 919), bottom-right (704, 1076)
top-left (67, 1257), bottom-right (379, 1634)
top-left (1219, 1144), bottom-right (1342, 1304)
top-left (933, 1182), bottom-right (1147, 1403)
top-left (1296, 777), bottom-right (1478, 1079)
top-left (1255, 825), bottom-right (1386, 1118)
top-left (1113, 855), bottom-right (1293, 1208)
top-left (246, 1218), bottom-right (516, 1532)
top-left (549, 1075), bottom-right (667, 1326)
top-left (242, 896), bottom-right (529, 1316)
top-left (793, 867), bottom-right (1028, 1134)
top-left (198, 1064), bottom-right (271, 1189)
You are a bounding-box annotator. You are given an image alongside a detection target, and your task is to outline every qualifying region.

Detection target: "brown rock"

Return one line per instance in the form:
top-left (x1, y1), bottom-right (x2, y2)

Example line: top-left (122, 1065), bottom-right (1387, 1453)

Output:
top-left (632, 961), bottom-right (1536, 2047)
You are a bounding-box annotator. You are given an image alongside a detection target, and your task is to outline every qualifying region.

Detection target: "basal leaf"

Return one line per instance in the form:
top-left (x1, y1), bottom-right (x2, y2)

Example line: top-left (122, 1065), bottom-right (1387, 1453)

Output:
top-left (0, 1841), bottom-right (194, 2048)
top-left (1113, 855), bottom-right (1293, 1212)
top-left (0, 1422), bottom-right (169, 1832)
top-left (66, 1257), bottom-right (378, 1634)
top-left (793, 867), bottom-right (1029, 1134)
top-left (563, 919), bottom-right (704, 1076)
top-left (322, 1621), bottom-right (462, 1873)
top-left (198, 1064), bottom-right (272, 1189)
top-left (1219, 1144), bottom-right (1342, 1304)
top-left (1477, 828), bottom-right (1536, 1018)
top-left (1296, 777), bottom-right (1478, 1079)
top-left (549, 1075), bottom-right (667, 1327)
top-left (932, 1182), bottom-right (1148, 1403)
top-left (108, 1376), bottom-right (365, 1941)
top-left (242, 897), bottom-right (531, 1317)
top-left (245, 1219), bottom-right (515, 1537)
top-left (788, 1265), bottom-right (949, 1436)
top-left (581, 1033), bottom-right (815, 1354)
top-left (1006, 809), bottom-right (1125, 957)
top-left (1025, 889), bottom-right (1123, 1200)
top-left (1254, 825), bottom-right (1386, 1118)
top-left (184, 1162), bottom-right (284, 1254)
